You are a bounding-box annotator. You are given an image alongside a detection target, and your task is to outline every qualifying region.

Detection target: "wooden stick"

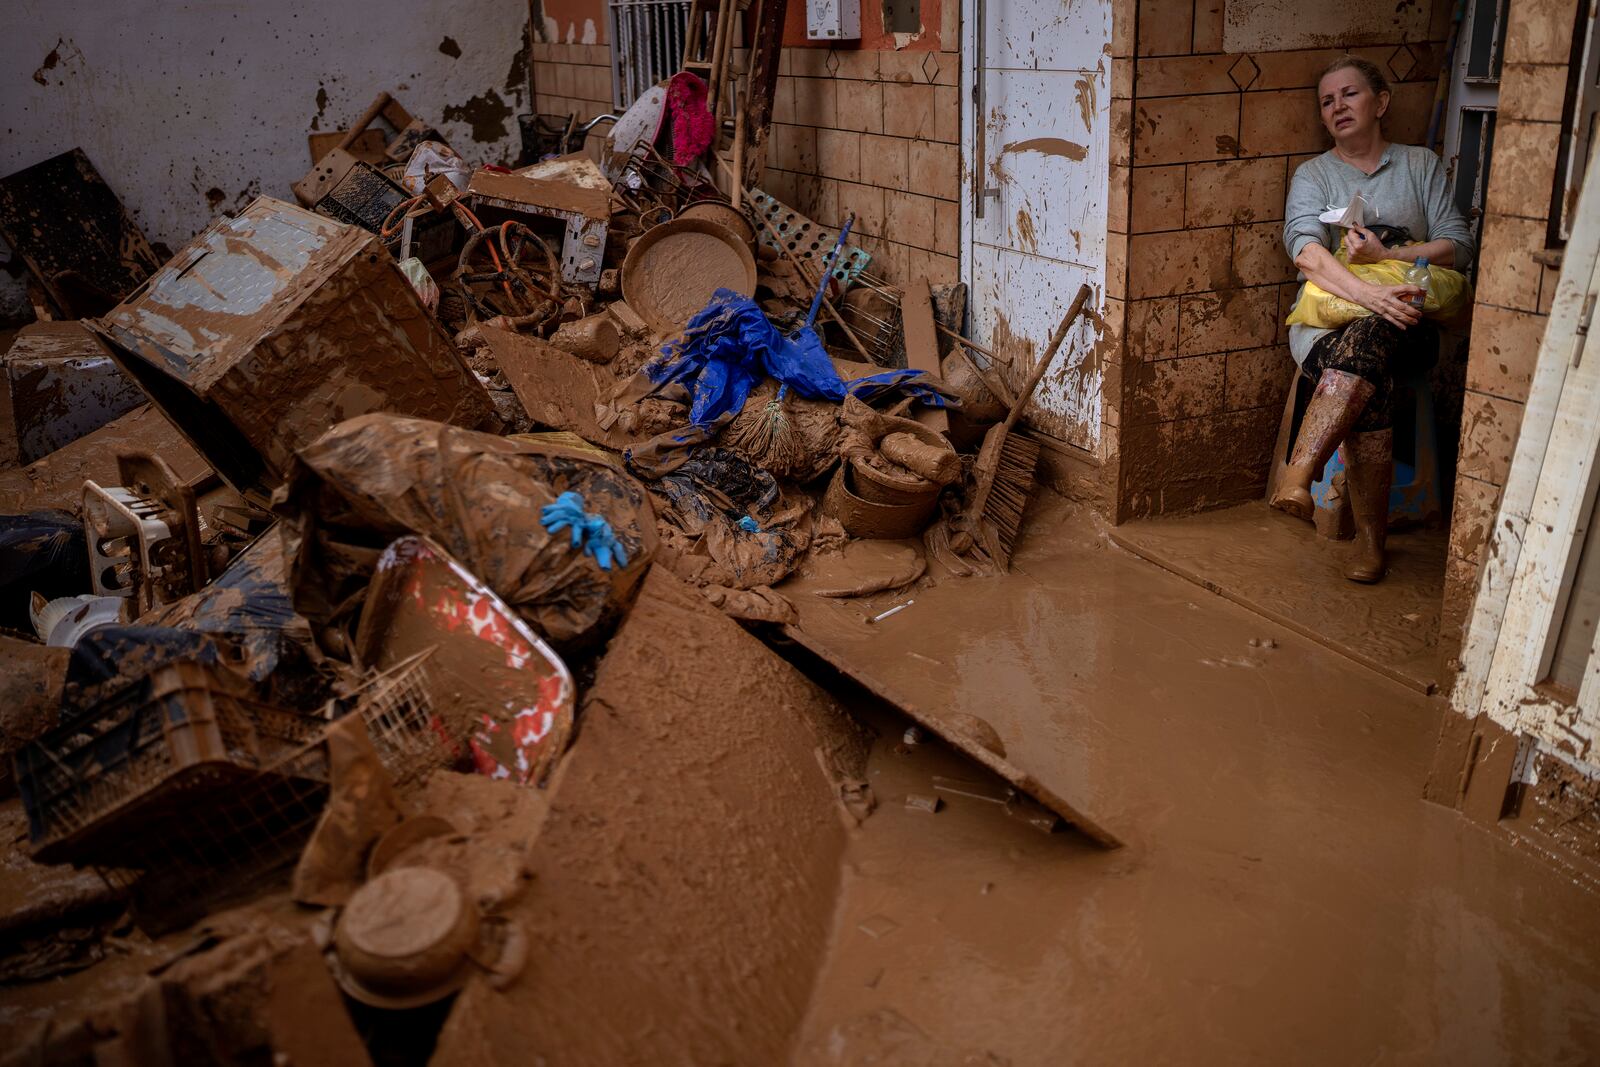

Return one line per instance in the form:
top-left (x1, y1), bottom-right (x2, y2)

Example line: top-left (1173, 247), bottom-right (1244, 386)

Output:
top-left (706, 0), bottom-right (734, 115)
top-left (997, 284), bottom-right (1092, 440)
top-left (731, 90), bottom-right (747, 209)
top-left (951, 339), bottom-right (1017, 410)
top-left (337, 92), bottom-right (393, 154)
top-left (740, 0), bottom-right (789, 189)
top-left (935, 320), bottom-right (1011, 363)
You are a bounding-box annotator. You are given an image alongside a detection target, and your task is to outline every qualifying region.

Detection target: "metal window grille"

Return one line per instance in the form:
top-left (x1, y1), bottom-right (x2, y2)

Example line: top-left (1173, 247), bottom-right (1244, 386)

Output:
top-left (1442, 0), bottom-right (1506, 271)
top-left (609, 0), bottom-right (693, 111)
top-left (1464, 0), bottom-right (1509, 83)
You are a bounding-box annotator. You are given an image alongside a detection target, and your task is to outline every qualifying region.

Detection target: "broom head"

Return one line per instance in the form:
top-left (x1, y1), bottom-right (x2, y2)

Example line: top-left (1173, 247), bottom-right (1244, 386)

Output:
top-left (967, 423), bottom-right (1041, 570)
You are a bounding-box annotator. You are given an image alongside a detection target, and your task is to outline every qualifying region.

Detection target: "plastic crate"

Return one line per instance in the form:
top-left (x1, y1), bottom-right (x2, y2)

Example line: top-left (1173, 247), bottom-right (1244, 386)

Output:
top-left (15, 661), bottom-right (329, 868)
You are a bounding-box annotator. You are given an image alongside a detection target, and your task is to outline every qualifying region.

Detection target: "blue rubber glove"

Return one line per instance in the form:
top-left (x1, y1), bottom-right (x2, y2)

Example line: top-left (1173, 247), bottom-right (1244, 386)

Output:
top-left (540, 491), bottom-right (629, 571)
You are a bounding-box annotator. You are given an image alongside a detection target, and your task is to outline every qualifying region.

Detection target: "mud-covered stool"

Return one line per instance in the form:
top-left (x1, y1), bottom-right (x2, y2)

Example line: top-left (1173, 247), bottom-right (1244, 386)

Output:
top-left (1267, 355), bottom-right (1443, 539)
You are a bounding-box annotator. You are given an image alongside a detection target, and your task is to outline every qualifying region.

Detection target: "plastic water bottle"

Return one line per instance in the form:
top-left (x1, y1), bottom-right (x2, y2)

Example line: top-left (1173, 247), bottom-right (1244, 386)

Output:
top-left (1405, 258), bottom-right (1431, 310)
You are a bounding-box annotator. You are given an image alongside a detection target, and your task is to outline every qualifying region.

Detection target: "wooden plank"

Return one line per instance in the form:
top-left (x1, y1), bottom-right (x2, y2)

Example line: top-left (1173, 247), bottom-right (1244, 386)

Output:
top-left (902, 279), bottom-right (949, 434)
top-left (780, 621), bottom-right (1122, 848)
top-left (1460, 716), bottom-right (1521, 826)
top-left (479, 327), bottom-right (622, 448)
top-left (739, 0), bottom-right (790, 190)
top-left (1480, 243), bottom-right (1600, 750)
top-left (307, 128), bottom-right (389, 166)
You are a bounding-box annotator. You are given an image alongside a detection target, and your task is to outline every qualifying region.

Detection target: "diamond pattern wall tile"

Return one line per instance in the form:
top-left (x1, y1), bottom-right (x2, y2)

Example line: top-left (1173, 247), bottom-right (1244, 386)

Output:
top-left (1228, 55), bottom-right (1260, 92)
top-left (1387, 45), bottom-right (1418, 83)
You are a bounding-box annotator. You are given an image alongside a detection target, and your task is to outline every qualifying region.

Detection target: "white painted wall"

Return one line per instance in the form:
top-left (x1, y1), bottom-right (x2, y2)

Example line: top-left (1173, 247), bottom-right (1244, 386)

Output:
top-left (0, 0), bottom-right (531, 312)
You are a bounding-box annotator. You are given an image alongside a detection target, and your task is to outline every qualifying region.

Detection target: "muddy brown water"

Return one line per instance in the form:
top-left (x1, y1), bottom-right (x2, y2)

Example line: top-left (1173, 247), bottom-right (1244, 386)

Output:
top-left (3, 495), bottom-right (1598, 1062)
top-left (781, 495), bottom-right (1600, 1063)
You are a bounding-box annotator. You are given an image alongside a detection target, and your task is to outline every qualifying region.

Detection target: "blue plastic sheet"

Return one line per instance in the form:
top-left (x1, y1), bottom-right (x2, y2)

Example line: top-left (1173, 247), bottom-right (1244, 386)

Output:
top-left (646, 289), bottom-right (952, 429)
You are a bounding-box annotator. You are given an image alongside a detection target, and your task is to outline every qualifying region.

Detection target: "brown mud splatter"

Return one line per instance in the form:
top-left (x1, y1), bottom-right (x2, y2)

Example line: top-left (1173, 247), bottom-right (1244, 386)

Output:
top-left (443, 90), bottom-right (514, 144)
top-left (32, 39), bottom-right (64, 86)
top-left (439, 36), bottom-right (462, 58)
top-left (310, 83), bottom-right (330, 131)
top-left (1073, 73), bottom-right (1097, 132)
top-left (505, 30), bottom-right (531, 96)
top-left (1001, 137), bottom-right (1088, 162)
top-left (1015, 209), bottom-right (1038, 254)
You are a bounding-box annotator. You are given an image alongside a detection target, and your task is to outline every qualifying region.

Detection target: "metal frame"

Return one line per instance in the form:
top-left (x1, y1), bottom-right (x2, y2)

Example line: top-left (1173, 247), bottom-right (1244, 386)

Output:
top-left (1558, 0), bottom-right (1600, 241)
top-left (1441, 0), bottom-right (1505, 268)
top-left (609, 0), bottom-right (693, 110)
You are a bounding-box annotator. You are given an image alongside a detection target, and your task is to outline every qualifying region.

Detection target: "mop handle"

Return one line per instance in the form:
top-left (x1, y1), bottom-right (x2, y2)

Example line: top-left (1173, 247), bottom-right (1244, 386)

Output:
top-left (805, 213), bottom-right (855, 330)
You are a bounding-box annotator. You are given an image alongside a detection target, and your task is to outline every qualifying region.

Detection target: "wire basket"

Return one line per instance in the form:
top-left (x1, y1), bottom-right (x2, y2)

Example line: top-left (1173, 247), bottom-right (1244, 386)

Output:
top-left (349, 649), bottom-right (465, 792)
top-left (17, 653), bottom-right (457, 919)
top-left (16, 661), bottom-right (329, 868)
top-left (838, 272), bottom-right (906, 368)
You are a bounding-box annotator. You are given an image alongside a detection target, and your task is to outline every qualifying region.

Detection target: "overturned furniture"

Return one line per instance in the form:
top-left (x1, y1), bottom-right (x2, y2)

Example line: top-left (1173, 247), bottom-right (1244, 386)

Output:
top-left (87, 197), bottom-right (493, 506)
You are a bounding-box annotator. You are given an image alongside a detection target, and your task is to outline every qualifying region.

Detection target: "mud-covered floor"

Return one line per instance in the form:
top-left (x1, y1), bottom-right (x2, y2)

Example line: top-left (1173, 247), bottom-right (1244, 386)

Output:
top-left (4, 496), bottom-right (1597, 1063)
top-left (781, 496), bottom-right (1600, 1064)
top-left (1109, 502), bottom-right (1448, 694)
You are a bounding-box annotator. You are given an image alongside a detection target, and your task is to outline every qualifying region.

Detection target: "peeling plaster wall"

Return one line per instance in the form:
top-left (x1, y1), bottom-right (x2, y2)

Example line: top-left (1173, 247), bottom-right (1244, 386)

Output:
top-left (0, 0), bottom-right (530, 298)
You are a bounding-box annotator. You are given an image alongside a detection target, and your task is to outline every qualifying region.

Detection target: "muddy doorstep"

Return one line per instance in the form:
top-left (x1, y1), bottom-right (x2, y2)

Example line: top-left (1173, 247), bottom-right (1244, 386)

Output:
top-left (430, 568), bottom-right (872, 1065)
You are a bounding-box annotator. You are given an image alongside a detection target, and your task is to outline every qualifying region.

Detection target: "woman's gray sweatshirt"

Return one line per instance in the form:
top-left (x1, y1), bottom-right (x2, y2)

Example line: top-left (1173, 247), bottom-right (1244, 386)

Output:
top-left (1281, 143), bottom-right (1476, 365)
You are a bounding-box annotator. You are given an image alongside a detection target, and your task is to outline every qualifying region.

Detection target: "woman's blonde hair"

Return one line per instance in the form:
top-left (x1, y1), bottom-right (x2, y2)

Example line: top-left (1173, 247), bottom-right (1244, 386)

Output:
top-left (1319, 55), bottom-right (1391, 98)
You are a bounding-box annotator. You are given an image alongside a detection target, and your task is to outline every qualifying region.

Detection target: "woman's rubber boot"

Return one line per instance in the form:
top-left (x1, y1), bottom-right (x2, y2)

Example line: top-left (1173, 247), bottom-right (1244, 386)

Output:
top-left (1270, 370), bottom-right (1375, 521)
top-left (1341, 428), bottom-right (1393, 583)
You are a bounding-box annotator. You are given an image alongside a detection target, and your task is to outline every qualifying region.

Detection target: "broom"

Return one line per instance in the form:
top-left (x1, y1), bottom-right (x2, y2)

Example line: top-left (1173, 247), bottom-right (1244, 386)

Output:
top-left (732, 214), bottom-right (857, 472)
top-left (965, 283), bottom-right (1093, 570)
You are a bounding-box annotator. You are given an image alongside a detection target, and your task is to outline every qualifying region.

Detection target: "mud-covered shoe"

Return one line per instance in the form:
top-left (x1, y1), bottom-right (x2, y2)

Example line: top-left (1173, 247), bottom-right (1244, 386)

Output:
top-left (1341, 428), bottom-right (1393, 583)
top-left (1270, 369), bottom-right (1375, 521)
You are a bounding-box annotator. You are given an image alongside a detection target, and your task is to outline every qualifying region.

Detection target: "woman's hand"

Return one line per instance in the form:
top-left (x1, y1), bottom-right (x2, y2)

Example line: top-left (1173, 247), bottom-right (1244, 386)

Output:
top-left (1344, 225), bottom-right (1388, 264)
top-left (1358, 282), bottom-right (1425, 328)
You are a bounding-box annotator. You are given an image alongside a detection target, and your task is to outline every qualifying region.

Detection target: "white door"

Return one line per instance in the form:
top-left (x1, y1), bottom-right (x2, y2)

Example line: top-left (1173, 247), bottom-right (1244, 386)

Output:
top-left (960, 0), bottom-right (1112, 453)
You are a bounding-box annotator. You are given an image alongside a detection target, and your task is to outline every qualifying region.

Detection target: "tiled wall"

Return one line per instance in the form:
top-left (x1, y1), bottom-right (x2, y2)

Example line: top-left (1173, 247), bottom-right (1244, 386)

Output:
top-left (530, 15), bottom-right (962, 289)
top-left (1114, 0), bottom-right (1445, 519)
top-left (532, 42), bottom-right (614, 122)
top-left (1440, 0), bottom-right (1579, 655)
top-left (759, 32), bottom-right (963, 289)
top-left (531, 42), bottom-right (616, 155)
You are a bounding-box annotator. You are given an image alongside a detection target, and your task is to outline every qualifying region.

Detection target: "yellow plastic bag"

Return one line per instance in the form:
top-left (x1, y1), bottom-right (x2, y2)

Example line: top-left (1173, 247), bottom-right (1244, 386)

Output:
top-left (1286, 257), bottom-right (1472, 329)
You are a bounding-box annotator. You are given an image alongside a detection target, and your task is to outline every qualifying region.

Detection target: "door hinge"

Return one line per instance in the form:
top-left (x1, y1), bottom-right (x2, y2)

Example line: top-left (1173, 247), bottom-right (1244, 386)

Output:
top-left (1573, 291), bottom-right (1596, 368)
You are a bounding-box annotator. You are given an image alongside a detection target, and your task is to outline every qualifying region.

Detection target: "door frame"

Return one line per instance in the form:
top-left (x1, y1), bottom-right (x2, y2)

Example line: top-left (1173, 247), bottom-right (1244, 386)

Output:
top-left (1454, 140), bottom-right (1600, 776)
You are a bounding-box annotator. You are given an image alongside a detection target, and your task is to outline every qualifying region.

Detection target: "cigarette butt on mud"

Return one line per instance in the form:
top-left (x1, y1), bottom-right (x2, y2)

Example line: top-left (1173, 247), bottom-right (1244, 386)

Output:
top-left (868, 599), bottom-right (914, 624)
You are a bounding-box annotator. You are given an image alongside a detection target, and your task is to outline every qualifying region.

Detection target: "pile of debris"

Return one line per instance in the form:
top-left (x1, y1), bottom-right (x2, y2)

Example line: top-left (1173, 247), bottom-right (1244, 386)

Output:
top-left (0, 45), bottom-right (1089, 1065)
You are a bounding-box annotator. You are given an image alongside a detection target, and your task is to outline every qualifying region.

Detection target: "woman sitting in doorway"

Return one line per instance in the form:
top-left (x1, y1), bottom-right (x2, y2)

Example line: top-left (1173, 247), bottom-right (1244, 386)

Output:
top-left (1276, 56), bottom-right (1475, 583)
